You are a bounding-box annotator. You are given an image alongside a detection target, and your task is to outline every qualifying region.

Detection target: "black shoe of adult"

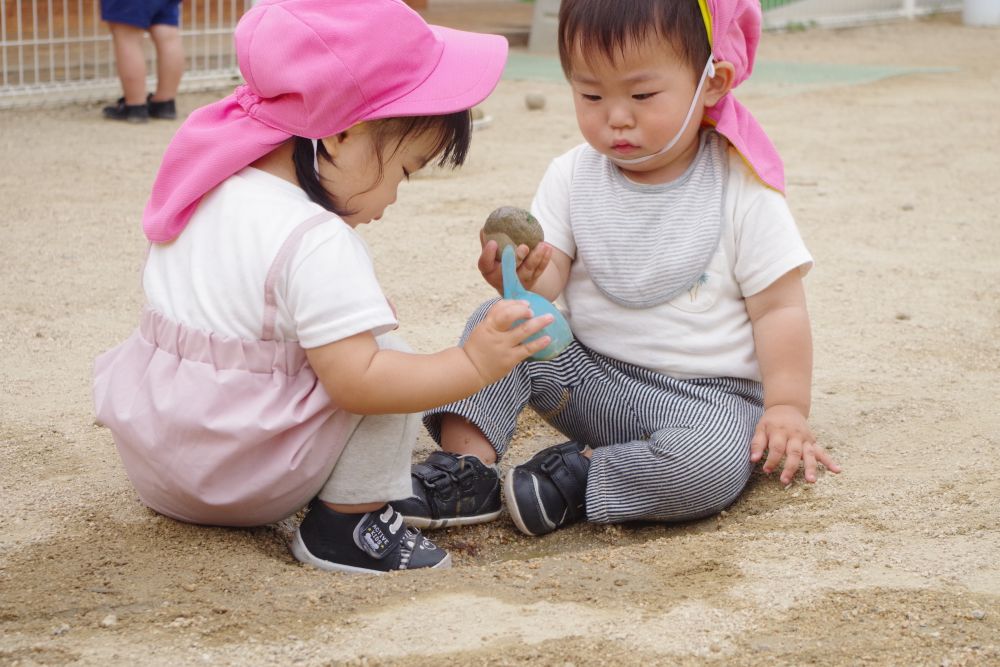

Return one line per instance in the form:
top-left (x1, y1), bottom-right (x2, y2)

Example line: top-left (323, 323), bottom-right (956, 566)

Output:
top-left (290, 500), bottom-right (450, 573)
top-left (146, 94), bottom-right (177, 120)
top-left (505, 441), bottom-right (590, 536)
top-left (393, 451), bottom-right (502, 529)
top-left (102, 98), bottom-right (149, 123)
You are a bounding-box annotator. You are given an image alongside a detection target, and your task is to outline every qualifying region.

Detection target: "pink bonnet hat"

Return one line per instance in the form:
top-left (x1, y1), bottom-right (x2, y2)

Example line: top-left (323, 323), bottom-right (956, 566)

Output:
top-left (700, 0), bottom-right (784, 193)
top-left (143, 0), bottom-right (508, 243)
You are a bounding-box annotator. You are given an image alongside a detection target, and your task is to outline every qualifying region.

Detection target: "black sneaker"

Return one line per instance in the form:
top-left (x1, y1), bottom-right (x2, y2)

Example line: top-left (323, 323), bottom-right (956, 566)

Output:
top-left (147, 94), bottom-right (177, 120)
top-left (504, 441), bottom-right (590, 536)
top-left (102, 98), bottom-right (148, 123)
top-left (290, 500), bottom-right (450, 573)
top-left (394, 452), bottom-right (502, 529)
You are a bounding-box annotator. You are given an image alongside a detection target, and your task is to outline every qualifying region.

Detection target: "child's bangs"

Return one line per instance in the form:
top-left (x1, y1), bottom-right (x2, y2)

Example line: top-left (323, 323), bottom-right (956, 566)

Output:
top-left (558, 0), bottom-right (710, 77)
top-left (378, 111), bottom-right (473, 169)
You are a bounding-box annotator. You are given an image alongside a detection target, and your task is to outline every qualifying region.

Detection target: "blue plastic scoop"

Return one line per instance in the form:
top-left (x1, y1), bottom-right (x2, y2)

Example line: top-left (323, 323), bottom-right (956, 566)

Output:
top-left (501, 244), bottom-right (573, 361)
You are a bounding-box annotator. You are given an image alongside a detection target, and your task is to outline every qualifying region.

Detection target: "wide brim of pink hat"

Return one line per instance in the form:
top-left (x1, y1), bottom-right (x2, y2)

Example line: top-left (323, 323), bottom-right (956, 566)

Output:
top-left (371, 26), bottom-right (507, 122)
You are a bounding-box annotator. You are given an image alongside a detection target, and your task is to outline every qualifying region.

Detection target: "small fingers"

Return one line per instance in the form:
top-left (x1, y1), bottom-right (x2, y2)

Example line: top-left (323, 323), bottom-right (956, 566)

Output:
top-left (761, 432), bottom-right (786, 474)
top-left (492, 302), bottom-right (554, 344)
top-left (802, 444), bottom-right (818, 483)
top-left (517, 244), bottom-right (549, 282)
top-left (488, 299), bottom-right (533, 330)
top-left (519, 314), bottom-right (555, 342)
top-left (749, 426), bottom-right (767, 463)
top-left (520, 333), bottom-right (552, 357)
top-left (779, 438), bottom-right (803, 485)
top-left (814, 445), bottom-right (842, 474)
top-left (478, 240), bottom-right (500, 274)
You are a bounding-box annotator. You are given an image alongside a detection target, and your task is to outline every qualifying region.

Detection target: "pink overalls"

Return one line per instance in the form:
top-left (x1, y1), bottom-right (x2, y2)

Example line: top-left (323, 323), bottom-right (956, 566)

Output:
top-left (93, 214), bottom-right (357, 527)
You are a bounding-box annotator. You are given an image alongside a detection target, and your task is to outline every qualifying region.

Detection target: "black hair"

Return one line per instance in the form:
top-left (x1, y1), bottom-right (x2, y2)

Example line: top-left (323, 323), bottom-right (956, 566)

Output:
top-left (292, 110), bottom-right (472, 216)
top-left (558, 0), bottom-right (711, 81)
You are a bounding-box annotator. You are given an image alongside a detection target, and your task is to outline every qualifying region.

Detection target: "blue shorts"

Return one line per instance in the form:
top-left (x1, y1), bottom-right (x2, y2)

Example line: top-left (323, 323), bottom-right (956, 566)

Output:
top-left (101, 0), bottom-right (181, 29)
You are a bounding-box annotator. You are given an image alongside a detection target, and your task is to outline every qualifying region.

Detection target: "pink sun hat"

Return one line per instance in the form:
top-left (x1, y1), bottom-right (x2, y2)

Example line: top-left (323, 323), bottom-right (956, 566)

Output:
top-left (700, 0), bottom-right (784, 193)
top-left (142, 0), bottom-right (509, 243)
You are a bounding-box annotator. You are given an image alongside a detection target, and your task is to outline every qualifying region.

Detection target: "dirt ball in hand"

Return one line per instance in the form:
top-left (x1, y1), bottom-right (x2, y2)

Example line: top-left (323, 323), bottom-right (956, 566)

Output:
top-left (483, 206), bottom-right (544, 259)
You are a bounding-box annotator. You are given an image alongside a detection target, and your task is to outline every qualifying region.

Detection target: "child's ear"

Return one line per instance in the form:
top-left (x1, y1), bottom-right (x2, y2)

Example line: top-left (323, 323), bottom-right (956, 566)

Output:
top-left (703, 60), bottom-right (736, 107)
top-left (319, 130), bottom-right (351, 160)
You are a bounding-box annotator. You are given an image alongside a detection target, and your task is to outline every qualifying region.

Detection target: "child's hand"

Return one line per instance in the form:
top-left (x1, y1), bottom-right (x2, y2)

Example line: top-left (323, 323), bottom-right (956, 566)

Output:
top-left (749, 405), bottom-right (841, 485)
top-left (462, 299), bottom-right (554, 384)
top-left (478, 235), bottom-right (553, 294)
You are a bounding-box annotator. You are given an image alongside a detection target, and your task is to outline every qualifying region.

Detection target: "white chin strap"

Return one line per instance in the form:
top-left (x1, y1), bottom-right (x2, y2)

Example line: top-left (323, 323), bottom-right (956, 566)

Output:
top-left (609, 56), bottom-right (716, 167)
top-left (311, 138), bottom-right (320, 173)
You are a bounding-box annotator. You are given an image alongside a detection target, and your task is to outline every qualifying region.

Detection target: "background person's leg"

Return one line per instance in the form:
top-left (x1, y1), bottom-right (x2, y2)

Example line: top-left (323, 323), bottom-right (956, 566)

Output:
top-left (149, 23), bottom-right (184, 103)
top-left (107, 22), bottom-right (147, 105)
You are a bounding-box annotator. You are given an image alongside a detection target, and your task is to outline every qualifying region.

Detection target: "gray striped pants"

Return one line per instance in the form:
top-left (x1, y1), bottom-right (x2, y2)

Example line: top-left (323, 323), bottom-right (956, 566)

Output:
top-left (424, 300), bottom-right (764, 524)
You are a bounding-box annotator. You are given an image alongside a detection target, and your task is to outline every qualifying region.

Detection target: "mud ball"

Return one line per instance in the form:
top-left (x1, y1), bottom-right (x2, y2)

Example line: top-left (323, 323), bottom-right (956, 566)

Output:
top-left (483, 206), bottom-right (544, 259)
top-left (525, 93), bottom-right (546, 111)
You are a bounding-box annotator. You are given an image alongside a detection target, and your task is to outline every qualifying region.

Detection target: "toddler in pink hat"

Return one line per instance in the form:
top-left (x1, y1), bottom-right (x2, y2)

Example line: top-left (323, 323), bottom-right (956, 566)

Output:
top-left (396, 0), bottom-right (840, 537)
top-left (92, 0), bottom-right (558, 574)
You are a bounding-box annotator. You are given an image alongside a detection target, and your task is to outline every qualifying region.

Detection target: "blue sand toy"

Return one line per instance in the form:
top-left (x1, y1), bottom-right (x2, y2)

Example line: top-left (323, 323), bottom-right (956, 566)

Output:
top-left (501, 244), bottom-right (573, 361)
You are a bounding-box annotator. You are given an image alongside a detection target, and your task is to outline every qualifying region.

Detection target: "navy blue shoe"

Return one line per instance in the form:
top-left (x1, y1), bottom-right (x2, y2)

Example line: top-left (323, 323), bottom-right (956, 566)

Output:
top-left (146, 94), bottom-right (177, 119)
top-left (394, 452), bottom-right (502, 529)
top-left (102, 97), bottom-right (148, 123)
top-left (290, 500), bottom-right (450, 573)
top-left (504, 442), bottom-right (589, 536)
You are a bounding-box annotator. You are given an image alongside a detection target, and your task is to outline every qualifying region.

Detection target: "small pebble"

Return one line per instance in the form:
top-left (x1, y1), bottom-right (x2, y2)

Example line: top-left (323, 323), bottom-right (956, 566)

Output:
top-left (970, 609), bottom-right (986, 620)
top-left (52, 623), bottom-right (70, 636)
top-left (525, 93), bottom-right (546, 110)
top-left (100, 613), bottom-right (117, 628)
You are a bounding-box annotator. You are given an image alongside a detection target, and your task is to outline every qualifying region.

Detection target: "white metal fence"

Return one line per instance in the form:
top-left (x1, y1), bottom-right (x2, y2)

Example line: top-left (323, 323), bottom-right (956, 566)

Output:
top-left (529, 0), bottom-right (961, 53)
top-left (1, 0), bottom-right (252, 108)
top-left (1, 1), bottom-right (966, 109)
top-left (762, 0), bottom-right (961, 29)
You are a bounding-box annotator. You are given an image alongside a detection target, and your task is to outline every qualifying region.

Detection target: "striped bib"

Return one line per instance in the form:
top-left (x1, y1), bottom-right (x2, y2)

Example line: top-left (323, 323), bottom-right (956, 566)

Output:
top-left (570, 130), bottom-right (727, 308)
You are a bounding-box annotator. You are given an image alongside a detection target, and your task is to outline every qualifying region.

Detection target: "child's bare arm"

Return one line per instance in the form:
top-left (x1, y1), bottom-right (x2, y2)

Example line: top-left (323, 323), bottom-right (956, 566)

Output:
top-left (745, 270), bottom-right (841, 484)
top-left (305, 300), bottom-right (554, 415)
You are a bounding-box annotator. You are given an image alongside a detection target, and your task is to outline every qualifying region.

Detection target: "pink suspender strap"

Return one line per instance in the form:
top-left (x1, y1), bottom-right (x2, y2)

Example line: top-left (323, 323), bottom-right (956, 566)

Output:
top-left (261, 212), bottom-right (334, 342)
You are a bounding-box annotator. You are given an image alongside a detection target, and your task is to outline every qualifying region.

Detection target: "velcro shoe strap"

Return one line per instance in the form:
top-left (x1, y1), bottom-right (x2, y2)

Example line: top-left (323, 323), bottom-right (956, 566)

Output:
top-left (412, 452), bottom-right (462, 492)
top-left (353, 509), bottom-right (404, 561)
top-left (542, 451), bottom-right (587, 520)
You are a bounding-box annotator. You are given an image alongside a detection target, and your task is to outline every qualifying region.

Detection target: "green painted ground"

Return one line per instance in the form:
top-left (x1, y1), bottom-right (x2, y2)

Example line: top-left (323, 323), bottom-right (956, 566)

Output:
top-left (503, 51), bottom-right (956, 94)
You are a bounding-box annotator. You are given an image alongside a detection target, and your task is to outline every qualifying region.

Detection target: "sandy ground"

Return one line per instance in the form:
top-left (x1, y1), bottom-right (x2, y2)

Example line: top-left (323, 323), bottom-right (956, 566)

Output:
top-left (2, 14), bottom-right (999, 667)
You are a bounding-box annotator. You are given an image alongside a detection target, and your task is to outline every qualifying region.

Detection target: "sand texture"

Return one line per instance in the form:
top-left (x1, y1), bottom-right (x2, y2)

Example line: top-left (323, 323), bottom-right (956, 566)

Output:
top-left (1, 15), bottom-right (998, 667)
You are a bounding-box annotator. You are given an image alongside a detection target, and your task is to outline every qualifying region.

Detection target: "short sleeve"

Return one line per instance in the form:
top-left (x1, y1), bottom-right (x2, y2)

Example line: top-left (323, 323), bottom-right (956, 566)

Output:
top-left (531, 146), bottom-right (582, 259)
top-left (284, 223), bottom-right (397, 349)
top-left (732, 172), bottom-right (814, 298)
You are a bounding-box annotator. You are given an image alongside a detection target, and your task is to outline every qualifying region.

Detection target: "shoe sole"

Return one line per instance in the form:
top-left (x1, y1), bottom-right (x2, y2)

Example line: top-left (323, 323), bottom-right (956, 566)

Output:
top-left (289, 531), bottom-right (452, 574)
top-left (103, 116), bottom-right (148, 123)
top-left (400, 508), bottom-right (503, 530)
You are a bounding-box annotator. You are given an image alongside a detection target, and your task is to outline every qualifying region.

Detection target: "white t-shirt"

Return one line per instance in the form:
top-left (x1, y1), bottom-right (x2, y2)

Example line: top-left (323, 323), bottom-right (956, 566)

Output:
top-left (144, 167), bottom-right (397, 348)
top-left (532, 143), bottom-right (813, 381)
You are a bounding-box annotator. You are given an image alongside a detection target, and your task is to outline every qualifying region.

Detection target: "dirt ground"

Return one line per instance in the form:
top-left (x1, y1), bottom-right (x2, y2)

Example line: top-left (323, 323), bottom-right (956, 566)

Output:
top-left (1, 13), bottom-right (998, 667)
